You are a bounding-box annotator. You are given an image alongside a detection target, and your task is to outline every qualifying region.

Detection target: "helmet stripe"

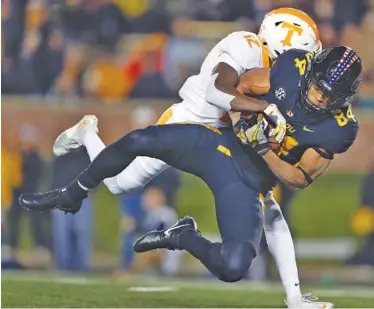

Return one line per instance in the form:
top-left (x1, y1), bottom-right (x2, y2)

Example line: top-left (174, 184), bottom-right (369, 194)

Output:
top-left (268, 8), bottom-right (319, 40)
top-left (328, 48), bottom-right (358, 84)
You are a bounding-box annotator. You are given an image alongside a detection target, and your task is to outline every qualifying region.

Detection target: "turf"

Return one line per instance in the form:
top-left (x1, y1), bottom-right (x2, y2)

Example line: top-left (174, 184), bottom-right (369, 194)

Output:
top-left (2, 273), bottom-right (374, 308)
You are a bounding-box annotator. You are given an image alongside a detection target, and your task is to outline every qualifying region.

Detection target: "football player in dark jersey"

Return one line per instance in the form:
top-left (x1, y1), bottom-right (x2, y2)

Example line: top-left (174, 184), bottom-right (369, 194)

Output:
top-left (231, 46), bottom-right (362, 308)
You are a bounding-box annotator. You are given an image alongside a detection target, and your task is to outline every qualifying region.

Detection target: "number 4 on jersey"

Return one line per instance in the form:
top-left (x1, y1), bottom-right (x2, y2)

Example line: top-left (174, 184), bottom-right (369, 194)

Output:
top-left (294, 52), bottom-right (313, 75)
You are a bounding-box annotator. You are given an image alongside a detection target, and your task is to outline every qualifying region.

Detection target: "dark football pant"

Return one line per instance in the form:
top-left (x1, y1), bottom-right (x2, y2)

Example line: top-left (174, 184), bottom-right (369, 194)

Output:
top-left (78, 124), bottom-right (264, 282)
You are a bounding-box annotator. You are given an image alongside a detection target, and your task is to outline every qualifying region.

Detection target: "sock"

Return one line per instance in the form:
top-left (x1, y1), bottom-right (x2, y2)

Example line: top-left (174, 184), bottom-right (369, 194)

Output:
top-left (82, 132), bottom-right (106, 161)
top-left (263, 194), bottom-right (301, 300)
top-left (65, 179), bottom-right (89, 200)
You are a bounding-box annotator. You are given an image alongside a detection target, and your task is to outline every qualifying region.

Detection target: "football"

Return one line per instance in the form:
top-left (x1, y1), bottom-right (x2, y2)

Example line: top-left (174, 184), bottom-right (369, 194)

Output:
top-left (238, 68), bottom-right (270, 95)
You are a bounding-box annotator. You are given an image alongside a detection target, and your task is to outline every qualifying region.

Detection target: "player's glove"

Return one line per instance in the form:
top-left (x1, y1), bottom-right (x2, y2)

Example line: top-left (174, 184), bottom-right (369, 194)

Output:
top-left (263, 103), bottom-right (286, 144)
top-left (237, 114), bottom-right (271, 156)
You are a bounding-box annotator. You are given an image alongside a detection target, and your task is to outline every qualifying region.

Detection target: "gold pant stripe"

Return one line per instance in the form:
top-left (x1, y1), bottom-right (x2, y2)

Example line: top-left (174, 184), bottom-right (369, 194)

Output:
top-left (217, 145), bottom-right (231, 157)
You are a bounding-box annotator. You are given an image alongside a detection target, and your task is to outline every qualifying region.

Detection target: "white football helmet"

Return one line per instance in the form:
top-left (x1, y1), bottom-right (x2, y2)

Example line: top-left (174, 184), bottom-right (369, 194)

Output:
top-left (259, 8), bottom-right (322, 61)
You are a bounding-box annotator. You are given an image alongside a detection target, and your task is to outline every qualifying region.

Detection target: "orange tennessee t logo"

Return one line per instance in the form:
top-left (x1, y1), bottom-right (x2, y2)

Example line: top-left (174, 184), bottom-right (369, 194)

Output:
top-left (281, 21), bottom-right (304, 46)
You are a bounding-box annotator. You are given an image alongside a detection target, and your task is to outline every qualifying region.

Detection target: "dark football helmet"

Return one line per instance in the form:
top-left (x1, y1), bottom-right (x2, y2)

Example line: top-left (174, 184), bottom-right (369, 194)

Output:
top-left (301, 46), bottom-right (363, 113)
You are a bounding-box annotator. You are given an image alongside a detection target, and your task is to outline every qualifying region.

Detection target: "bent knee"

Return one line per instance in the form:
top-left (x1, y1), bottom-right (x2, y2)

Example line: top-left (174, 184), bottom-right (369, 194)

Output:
top-left (219, 241), bottom-right (256, 283)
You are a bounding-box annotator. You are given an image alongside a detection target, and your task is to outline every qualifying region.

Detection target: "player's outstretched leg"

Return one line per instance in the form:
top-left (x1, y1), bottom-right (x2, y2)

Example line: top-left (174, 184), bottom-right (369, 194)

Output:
top-left (52, 115), bottom-right (171, 195)
top-left (19, 124), bottom-right (204, 213)
top-left (19, 126), bottom-right (175, 213)
top-left (263, 193), bottom-right (334, 309)
top-left (134, 181), bottom-right (263, 283)
top-left (263, 192), bottom-right (301, 299)
top-left (134, 216), bottom-right (254, 283)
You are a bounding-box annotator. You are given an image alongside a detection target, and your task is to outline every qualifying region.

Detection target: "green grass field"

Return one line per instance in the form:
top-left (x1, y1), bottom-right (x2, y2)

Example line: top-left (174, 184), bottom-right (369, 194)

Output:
top-left (2, 272), bottom-right (374, 308)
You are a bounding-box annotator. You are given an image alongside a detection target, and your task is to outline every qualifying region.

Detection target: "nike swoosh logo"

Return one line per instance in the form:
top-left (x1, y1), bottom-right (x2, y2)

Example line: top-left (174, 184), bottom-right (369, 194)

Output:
top-left (164, 224), bottom-right (191, 237)
top-left (303, 126), bottom-right (314, 132)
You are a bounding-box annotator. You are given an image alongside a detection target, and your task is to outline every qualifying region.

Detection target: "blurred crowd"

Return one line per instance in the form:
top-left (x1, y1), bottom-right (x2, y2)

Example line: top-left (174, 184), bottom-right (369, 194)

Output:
top-left (2, 0), bottom-right (374, 105)
top-left (1, 106), bottom-right (184, 275)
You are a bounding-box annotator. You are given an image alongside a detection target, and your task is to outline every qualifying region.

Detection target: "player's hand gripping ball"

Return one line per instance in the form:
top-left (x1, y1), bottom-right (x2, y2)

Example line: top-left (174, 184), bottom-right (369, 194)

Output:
top-left (262, 104), bottom-right (287, 144)
top-left (238, 112), bottom-right (282, 154)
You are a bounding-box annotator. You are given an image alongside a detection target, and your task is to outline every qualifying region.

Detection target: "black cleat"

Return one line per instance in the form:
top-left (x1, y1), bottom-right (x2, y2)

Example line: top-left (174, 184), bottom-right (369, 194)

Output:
top-left (19, 188), bottom-right (85, 214)
top-left (133, 216), bottom-right (199, 253)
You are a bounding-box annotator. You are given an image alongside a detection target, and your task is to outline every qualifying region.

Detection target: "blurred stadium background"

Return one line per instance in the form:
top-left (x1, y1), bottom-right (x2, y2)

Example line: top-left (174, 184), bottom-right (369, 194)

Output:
top-left (2, 0), bottom-right (374, 307)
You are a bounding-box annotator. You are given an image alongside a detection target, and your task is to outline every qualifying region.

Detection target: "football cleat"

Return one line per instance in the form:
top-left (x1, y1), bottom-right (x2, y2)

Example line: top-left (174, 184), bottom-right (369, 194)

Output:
top-left (53, 115), bottom-right (98, 156)
top-left (19, 188), bottom-right (85, 214)
top-left (286, 293), bottom-right (334, 309)
top-left (133, 216), bottom-right (199, 253)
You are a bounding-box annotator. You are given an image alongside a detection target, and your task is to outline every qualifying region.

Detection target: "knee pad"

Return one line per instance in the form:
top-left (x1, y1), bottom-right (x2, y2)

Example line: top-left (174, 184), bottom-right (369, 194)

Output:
top-left (219, 241), bottom-right (256, 282)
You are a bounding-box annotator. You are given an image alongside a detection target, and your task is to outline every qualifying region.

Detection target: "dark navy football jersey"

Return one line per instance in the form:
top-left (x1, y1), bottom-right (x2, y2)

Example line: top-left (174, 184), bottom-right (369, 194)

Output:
top-left (257, 49), bottom-right (359, 165)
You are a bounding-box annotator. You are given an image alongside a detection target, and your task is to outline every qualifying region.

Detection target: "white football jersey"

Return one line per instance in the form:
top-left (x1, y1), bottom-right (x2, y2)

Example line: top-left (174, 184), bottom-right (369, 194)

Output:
top-left (178, 31), bottom-right (269, 124)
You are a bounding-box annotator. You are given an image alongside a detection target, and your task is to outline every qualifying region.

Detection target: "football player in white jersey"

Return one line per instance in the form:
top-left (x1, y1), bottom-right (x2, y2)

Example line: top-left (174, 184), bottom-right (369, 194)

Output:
top-left (52, 8), bottom-right (332, 309)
